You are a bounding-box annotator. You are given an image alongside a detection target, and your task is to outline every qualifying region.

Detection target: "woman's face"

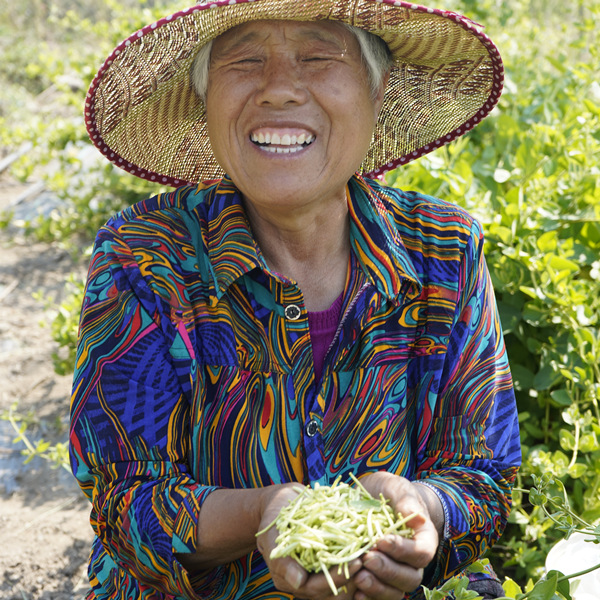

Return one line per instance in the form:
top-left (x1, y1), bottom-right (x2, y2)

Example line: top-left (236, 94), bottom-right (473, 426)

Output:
top-left (205, 20), bottom-right (386, 215)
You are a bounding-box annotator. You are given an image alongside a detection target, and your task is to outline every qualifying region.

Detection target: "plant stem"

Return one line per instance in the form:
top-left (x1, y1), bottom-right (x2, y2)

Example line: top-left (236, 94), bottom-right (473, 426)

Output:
top-left (8, 410), bottom-right (37, 455)
top-left (557, 561), bottom-right (600, 583)
top-left (591, 361), bottom-right (600, 422)
top-left (513, 485), bottom-right (591, 529)
top-left (516, 561), bottom-right (600, 600)
top-left (7, 408), bottom-right (70, 472)
top-left (567, 420), bottom-right (580, 470)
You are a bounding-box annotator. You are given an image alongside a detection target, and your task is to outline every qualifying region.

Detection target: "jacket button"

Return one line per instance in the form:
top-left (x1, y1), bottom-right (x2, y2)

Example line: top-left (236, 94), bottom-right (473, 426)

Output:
top-left (284, 304), bottom-right (301, 320)
top-left (305, 419), bottom-right (319, 437)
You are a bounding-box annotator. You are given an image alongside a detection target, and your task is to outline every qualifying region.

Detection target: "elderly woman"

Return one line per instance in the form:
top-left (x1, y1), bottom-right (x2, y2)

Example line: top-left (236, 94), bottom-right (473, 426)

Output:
top-left (70, 1), bottom-right (521, 599)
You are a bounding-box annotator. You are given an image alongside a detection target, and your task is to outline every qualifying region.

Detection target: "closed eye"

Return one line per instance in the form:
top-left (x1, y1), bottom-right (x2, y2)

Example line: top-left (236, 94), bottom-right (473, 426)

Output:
top-left (300, 53), bottom-right (344, 65)
top-left (302, 55), bottom-right (338, 62)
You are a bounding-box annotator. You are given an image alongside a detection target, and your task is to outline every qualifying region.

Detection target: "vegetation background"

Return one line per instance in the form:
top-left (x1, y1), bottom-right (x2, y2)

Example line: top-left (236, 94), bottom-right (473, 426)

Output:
top-left (0, 0), bottom-right (598, 599)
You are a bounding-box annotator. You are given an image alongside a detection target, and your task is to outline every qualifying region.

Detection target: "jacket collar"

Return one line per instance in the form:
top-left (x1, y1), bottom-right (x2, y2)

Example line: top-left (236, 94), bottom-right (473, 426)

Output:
top-left (200, 175), bottom-right (421, 306)
top-left (347, 176), bottom-right (421, 305)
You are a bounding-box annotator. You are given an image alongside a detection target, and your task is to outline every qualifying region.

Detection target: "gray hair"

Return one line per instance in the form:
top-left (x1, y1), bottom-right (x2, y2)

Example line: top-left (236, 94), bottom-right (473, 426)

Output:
top-left (190, 23), bottom-right (392, 101)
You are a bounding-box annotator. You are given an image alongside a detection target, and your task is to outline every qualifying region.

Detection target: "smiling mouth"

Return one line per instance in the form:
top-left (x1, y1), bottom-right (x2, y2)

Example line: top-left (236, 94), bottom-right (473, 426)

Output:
top-left (250, 131), bottom-right (315, 154)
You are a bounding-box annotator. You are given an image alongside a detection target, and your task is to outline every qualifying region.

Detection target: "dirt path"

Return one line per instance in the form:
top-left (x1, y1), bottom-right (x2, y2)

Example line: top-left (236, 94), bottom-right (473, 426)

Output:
top-left (0, 175), bottom-right (92, 599)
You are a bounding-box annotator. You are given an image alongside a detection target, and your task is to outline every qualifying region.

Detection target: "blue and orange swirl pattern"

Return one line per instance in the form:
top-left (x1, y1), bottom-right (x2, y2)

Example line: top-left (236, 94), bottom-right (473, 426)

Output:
top-left (70, 175), bottom-right (521, 599)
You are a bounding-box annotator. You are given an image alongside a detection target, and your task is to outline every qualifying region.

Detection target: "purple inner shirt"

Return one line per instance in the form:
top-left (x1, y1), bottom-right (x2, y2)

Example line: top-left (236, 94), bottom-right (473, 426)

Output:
top-left (307, 292), bottom-right (344, 382)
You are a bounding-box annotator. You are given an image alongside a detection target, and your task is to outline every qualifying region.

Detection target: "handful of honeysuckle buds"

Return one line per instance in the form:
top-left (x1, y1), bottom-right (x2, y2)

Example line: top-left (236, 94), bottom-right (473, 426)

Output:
top-left (257, 473), bottom-right (416, 595)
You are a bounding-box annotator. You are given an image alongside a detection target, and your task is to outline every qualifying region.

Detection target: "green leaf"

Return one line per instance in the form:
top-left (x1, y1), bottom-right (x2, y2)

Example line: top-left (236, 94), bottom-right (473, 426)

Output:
top-left (546, 56), bottom-right (569, 73)
top-left (454, 588), bottom-right (482, 600)
top-left (533, 365), bottom-right (561, 391)
top-left (550, 389), bottom-right (573, 407)
top-left (421, 585), bottom-right (447, 600)
top-left (515, 138), bottom-right (538, 175)
top-left (523, 421), bottom-right (546, 439)
top-left (438, 576), bottom-right (468, 593)
top-left (567, 463), bottom-right (587, 479)
top-left (579, 433), bottom-right (599, 453)
top-left (546, 571), bottom-right (571, 600)
top-left (559, 429), bottom-right (576, 451)
top-left (548, 451), bottom-right (569, 477)
top-left (502, 577), bottom-right (523, 597)
top-left (529, 489), bottom-right (548, 507)
top-left (522, 304), bottom-right (548, 327)
top-left (547, 256), bottom-right (580, 276)
top-left (497, 300), bottom-right (522, 332)
top-left (525, 572), bottom-right (557, 600)
top-left (511, 364), bottom-right (536, 391)
top-left (562, 408), bottom-right (578, 426)
top-left (520, 286), bottom-right (543, 301)
top-left (466, 559), bottom-right (490, 574)
top-left (537, 231), bottom-right (558, 252)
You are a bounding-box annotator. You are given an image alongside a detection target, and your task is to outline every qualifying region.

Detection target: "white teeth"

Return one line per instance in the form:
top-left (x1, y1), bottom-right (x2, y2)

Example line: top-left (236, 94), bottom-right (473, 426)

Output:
top-left (263, 146), bottom-right (301, 154)
top-left (250, 131), bottom-right (315, 151)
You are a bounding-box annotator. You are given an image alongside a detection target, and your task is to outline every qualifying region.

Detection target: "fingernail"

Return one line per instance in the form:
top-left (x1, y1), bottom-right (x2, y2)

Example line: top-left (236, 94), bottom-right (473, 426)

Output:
top-left (286, 565), bottom-right (303, 589)
top-left (364, 554), bottom-right (383, 570)
top-left (356, 570), bottom-right (373, 588)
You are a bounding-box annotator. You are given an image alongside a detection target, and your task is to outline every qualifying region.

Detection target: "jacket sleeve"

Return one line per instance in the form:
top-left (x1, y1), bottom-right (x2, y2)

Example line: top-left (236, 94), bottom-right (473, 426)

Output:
top-left (69, 224), bottom-right (234, 599)
top-left (413, 221), bottom-right (521, 584)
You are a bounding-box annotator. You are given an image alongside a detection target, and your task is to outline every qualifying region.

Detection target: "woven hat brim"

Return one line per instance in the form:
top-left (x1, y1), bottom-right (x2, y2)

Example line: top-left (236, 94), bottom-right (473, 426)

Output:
top-left (85, 0), bottom-right (503, 186)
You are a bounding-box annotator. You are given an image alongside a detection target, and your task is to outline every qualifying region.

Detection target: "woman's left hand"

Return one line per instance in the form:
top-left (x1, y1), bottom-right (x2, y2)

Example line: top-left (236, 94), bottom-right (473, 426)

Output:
top-left (352, 472), bottom-right (440, 599)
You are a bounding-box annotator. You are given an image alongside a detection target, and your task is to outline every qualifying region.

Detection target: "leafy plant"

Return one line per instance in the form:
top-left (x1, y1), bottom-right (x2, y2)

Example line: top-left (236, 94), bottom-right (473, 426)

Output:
top-left (1, 403), bottom-right (70, 472)
top-left (423, 474), bottom-right (600, 600)
top-left (33, 275), bottom-right (87, 375)
top-left (387, 0), bottom-right (600, 582)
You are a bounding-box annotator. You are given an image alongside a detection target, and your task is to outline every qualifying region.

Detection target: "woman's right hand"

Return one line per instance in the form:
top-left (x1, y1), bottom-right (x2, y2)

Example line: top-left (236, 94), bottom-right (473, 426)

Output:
top-left (256, 483), bottom-right (362, 599)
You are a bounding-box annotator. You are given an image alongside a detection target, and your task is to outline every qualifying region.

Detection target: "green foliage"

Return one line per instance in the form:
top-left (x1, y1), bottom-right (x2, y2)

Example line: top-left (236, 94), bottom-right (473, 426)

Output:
top-left (33, 275), bottom-right (86, 375)
top-left (422, 475), bottom-right (600, 599)
top-left (387, 0), bottom-right (600, 584)
top-left (1, 0), bottom-right (599, 592)
top-left (0, 0), bottom-right (184, 240)
top-left (422, 572), bottom-right (482, 600)
top-left (1, 403), bottom-right (70, 472)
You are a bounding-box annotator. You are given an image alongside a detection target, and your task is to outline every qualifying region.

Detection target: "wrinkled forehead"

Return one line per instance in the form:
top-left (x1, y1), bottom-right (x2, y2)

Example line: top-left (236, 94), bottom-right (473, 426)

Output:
top-left (211, 19), bottom-right (357, 55)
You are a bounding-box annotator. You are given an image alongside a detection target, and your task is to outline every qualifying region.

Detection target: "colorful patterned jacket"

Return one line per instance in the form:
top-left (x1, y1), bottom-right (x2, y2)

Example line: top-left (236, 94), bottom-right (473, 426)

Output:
top-left (69, 174), bottom-right (521, 599)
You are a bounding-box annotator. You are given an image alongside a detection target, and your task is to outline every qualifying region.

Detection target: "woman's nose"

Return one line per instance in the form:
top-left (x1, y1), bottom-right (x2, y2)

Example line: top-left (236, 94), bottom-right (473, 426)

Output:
top-left (254, 56), bottom-right (309, 107)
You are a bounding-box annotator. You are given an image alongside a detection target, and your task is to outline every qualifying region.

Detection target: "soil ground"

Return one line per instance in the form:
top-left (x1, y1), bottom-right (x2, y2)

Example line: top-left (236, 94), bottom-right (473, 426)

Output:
top-left (0, 174), bottom-right (92, 599)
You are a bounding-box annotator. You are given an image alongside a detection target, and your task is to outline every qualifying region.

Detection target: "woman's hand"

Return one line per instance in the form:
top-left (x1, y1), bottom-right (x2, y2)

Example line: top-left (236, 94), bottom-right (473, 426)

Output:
top-left (352, 472), bottom-right (441, 600)
top-left (256, 483), bottom-right (361, 599)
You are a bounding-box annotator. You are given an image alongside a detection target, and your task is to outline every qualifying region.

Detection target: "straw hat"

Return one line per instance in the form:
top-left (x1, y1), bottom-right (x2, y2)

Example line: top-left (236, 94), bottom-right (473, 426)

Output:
top-left (84, 0), bottom-right (504, 187)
